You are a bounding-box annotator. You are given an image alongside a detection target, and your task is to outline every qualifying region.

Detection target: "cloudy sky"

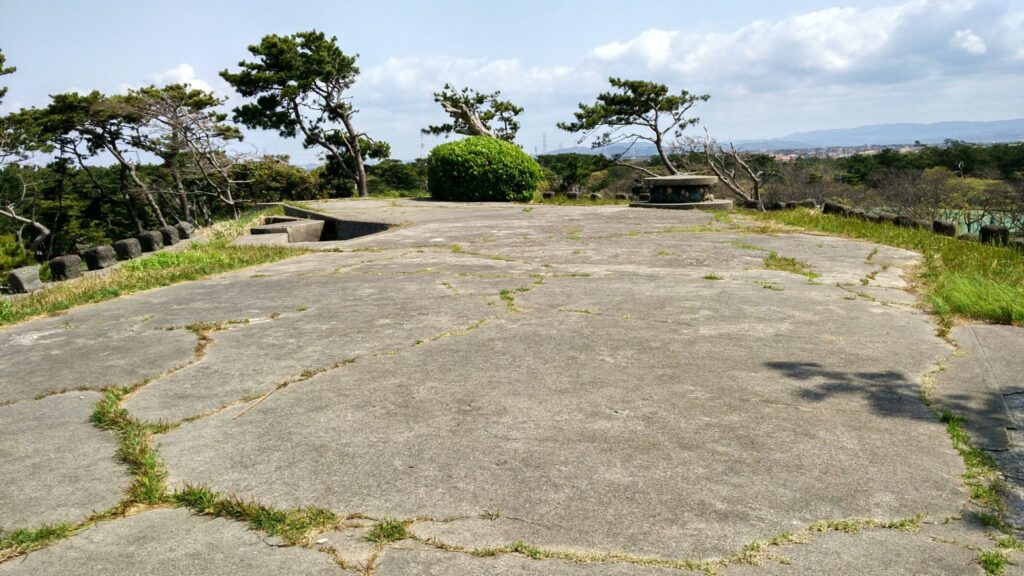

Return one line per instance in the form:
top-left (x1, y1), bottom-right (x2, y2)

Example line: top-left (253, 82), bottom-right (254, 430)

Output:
top-left (1, 0), bottom-right (1022, 161)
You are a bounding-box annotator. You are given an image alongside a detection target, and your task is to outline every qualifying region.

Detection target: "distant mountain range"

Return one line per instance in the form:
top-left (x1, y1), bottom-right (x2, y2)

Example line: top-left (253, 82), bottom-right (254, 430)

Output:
top-left (544, 119), bottom-right (1024, 156)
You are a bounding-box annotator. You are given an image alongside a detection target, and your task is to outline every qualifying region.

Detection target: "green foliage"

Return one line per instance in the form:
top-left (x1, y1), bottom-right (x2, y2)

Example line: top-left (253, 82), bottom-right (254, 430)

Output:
top-left (558, 77), bottom-right (709, 173)
top-left (0, 48), bottom-right (14, 106)
top-left (535, 154), bottom-right (610, 192)
top-left (427, 136), bottom-right (541, 202)
top-left (424, 84), bottom-right (523, 142)
top-left (220, 30), bottom-right (387, 196)
top-left (367, 159), bottom-right (425, 192)
top-left (0, 233), bottom-right (35, 276)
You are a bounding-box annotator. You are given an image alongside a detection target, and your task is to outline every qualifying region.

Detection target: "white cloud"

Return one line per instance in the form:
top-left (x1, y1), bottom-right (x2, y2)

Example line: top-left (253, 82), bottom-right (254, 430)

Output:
top-left (951, 28), bottom-right (988, 55)
top-left (149, 63), bottom-right (213, 92)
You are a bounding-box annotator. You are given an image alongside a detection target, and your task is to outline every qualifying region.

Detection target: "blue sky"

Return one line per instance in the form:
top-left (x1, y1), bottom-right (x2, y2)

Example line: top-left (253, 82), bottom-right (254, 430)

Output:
top-left (2, 0), bottom-right (1023, 162)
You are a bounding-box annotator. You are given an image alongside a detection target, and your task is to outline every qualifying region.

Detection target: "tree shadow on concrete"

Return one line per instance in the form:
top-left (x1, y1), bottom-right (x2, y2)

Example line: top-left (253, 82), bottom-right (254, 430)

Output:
top-left (766, 361), bottom-right (933, 420)
top-left (765, 360), bottom-right (1012, 452)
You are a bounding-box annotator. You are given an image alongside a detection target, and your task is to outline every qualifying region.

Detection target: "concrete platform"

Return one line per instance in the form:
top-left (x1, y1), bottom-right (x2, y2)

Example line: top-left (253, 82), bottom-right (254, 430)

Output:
top-left (250, 218), bottom-right (324, 243)
top-left (0, 199), bottom-right (1004, 574)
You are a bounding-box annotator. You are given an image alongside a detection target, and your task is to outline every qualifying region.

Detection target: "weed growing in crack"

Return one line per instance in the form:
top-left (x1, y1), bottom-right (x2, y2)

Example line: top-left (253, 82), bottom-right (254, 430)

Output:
top-left (499, 286), bottom-right (533, 312)
top-left (703, 274), bottom-right (723, 281)
top-left (979, 549), bottom-right (1009, 575)
top-left (173, 485), bottom-right (339, 546)
top-left (365, 519), bottom-right (410, 544)
top-left (763, 251), bottom-right (820, 279)
top-left (755, 281), bottom-right (784, 292)
top-left (91, 388), bottom-right (168, 505)
top-left (480, 509), bottom-right (503, 520)
top-left (0, 523), bottom-right (76, 562)
top-left (941, 411), bottom-right (1005, 511)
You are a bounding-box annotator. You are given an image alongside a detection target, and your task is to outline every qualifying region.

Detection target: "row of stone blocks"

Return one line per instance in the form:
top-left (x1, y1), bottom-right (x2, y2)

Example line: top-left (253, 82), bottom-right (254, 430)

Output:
top-left (542, 191), bottom-right (631, 201)
top-left (821, 201), bottom-right (1021, 248)
top-left (7, 222), bottom-right (196, 294)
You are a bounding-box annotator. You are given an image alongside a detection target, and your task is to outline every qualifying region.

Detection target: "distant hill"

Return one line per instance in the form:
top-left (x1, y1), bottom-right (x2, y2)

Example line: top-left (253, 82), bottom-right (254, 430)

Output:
top-left (543, 119), bottom-right (1024, 156)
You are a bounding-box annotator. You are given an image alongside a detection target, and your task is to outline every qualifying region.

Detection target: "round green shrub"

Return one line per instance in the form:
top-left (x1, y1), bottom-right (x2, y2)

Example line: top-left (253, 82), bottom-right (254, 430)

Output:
top-left (427, 137), bottom-right (542, 202)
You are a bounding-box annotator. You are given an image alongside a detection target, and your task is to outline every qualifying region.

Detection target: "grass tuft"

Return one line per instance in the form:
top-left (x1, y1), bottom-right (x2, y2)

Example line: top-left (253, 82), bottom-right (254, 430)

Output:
top-left (173, 485), bottom-right (338, 546)
top-left (979, 549), bottom-right (1009, 575)
top-left (941, 411), bottom-right (1005, 510)
top-left (763, 251), bottom-right (821, 279)
top-left (364, 518), bottom-right (410, 544)
top-left (0, 523), bottom-right (77, 561)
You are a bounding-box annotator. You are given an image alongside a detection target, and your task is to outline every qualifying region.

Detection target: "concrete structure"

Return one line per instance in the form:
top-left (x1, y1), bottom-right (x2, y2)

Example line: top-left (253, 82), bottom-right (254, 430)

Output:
top-left (82, 245), bottom-right (118, 271)
top-left (175, 222), bottom-right (196, 239)
top-left (632, 175), bottom-right (732, 211)
top-left (0, 199), bottom-right (1019, 574)
top-left (159, 225), bottom-right (180, 246)
top-left (250, 218), bottom-right (325, 243)
top-left (112, 238), bottom-right (142, 260)
top-left (48, 255), bottom-right (82, 281)
top-left (6, 266), bottom-right (42, 293)
top-left (136, 231), bottom-right (164, 252)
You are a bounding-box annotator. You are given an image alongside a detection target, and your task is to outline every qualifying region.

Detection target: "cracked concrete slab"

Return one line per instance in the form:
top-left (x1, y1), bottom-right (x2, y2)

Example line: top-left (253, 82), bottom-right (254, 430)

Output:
top-left (722, 529), bottom-right (982, 575)
top-left (0, 393), bottom-right (127, 530)
top-left (0, 508), bottom-right (342, 575)
top-left (932, 325), bottom-right (1024, 451)
top-left (159, 288), bottom-right (960, 559)
top-left (375, 547), bottom-right (687, 575)
top-left (0, 200), bottom-right (985, 573)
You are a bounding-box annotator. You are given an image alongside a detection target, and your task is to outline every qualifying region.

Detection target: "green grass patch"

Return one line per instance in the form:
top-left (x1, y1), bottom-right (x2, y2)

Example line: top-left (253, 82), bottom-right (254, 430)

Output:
top-left (703, 274), bottom-right (724, 281)
top-left (365, 518), bottom-right (410, 544)
top-left (0, 523), bottom-right (77, 561)
top-left (747, 209), bottom-right (1024, 325)
top-left (173, 485), bottom-right (339, 546)
top-left (0, 214), bottom-right (302, 327)
top-left (979, 549), bottom-right (1009, 575)
top-left (534, 195), bottom-right (630, 206)
top-left (763, 251), bottom-right (821, 279)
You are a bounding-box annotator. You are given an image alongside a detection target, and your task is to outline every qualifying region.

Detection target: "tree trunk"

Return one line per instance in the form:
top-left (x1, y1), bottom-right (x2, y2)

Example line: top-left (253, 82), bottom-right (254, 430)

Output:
top-left (107, 144), bottom-right (167, 227)
top-left (654, 136), bottom-right (678, 175)
top-left (341, 113), bottom-right (369, 198)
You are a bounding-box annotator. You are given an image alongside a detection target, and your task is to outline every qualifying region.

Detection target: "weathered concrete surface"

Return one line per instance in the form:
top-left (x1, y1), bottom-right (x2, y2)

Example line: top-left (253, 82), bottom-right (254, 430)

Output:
top-left (723, 529), bottom-right (982, 575)
top-left (0, 200), bottom-right (996, 573)
top-left (375, 547), bottom-right (686, 575)
top-left (933, 325), bottom-right (1024, 451)
top-left (0, 393), bottom-right (126, 530)
top-left (0, 508), bottom-right (341, 575)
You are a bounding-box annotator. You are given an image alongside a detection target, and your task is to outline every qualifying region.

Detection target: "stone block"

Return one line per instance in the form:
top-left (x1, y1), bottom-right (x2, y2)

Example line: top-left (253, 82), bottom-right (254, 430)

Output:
top-left (800, 199), bottom-right (818, 209)
top-left (1010, 238), bottom-right (1024, 251)
top-left (877, 212), bottom-right (897, 225)
top-left (159, 225), bottom-right (180, 246)
top-left (82, 245), bottom-right (118, 271)
top-left (822, 201), bottom-right (843, 215)
top-left (49, 255), bottom-right (83, 281)
top-left (588, 193), bottom-right (601, 201)
top-left (895, 216), bottom-right (924, 229)
top-left (980, 224), bottom-right (1009, 246)
top-left (113, 238), bottom-right (142, 260)
top-left (848, 208), bottom-right (867, 219)
top-left (933, 220), bottom-right (957, 237)
top-left (7, 266), bottom-right (43, 293)
top-left (614, 193), bottom-right (628, 200)
top-left (958, 233), bottom-right (979, 242)
top-left (541, 191), bottom-right (554, 200)
top-left (136, 231), bottom-right (164, 252)
top-left (769, 201), bottom-right (785, 211)
top-left (175, 222), bottom-right (196, 239)
top-left (637, 193), bottom-right (650, 202)
top-left (566, 192), bottom-right (579, 200)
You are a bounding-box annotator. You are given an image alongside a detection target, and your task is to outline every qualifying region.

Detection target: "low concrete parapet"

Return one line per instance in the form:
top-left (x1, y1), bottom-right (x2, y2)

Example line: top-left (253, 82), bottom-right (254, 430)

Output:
top-left (175, 222), bottom-right (196, 239)
top-left (933, 220), bottom-right (957, 237)
top-left (980, 224), bottom-right (1010, 246)
top-left (250, 219), bottom-right (324, 243)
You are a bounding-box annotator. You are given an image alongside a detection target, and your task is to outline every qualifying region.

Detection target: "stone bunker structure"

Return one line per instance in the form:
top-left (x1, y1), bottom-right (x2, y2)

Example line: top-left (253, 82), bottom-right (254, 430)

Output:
top-left (630, 174), bottom-right (733, 211)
